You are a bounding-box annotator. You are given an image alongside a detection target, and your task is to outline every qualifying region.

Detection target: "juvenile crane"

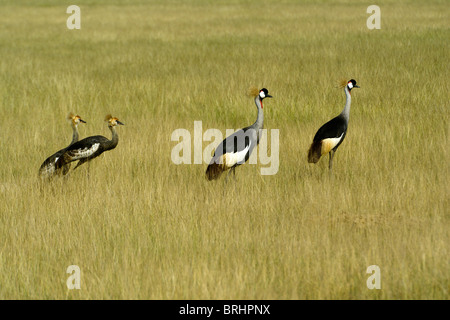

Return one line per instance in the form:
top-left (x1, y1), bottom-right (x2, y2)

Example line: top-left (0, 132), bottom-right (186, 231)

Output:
top-left (55, 115), bottom-right (124, 174)
top-left (206, 88), bottom-right (272, 181)
top-left (308, 79), bottom-right (359, 172)
top-left (39, 112), bottom-right (86, 178)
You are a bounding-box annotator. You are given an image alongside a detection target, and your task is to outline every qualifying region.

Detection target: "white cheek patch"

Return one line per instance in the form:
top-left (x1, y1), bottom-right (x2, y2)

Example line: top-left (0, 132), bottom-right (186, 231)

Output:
top-left (347, 82), bottom-right (353, 89)
top-left (259, 91), bottom-right (265, 99)
top-left (71, 143), bottom-right (100, 160)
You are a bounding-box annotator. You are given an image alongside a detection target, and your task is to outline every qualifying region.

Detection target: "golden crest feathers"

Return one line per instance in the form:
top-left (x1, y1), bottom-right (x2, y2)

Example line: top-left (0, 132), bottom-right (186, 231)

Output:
top-left (247, 87), bottom-right (260, 98)
top-left (338, 79), bottom-right (348, 88)
top-left (67, 112), bottom-right (75, 121)
top-left (104, 114), bottom-right (113, 122)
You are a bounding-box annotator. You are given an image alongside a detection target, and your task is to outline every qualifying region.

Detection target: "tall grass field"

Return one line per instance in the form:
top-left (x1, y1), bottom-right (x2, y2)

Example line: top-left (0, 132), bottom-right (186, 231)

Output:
top-left (0, 0), bottom-right (448, 299)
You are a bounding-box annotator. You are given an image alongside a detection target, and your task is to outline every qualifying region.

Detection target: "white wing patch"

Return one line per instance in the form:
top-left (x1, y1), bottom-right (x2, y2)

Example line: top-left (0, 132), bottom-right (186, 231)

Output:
top-left (321, 133), bottom-right (344, 155)
top-left (222, 141), bottom-right (252, 168)
top-left (70, 143), bottom-right (100, 160)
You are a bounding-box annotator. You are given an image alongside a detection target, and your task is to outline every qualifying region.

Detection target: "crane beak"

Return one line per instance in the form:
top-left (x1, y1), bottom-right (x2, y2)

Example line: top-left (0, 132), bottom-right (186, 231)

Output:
top-left (266, 94), bottom-right (273, 98)
top-left (117, 121), bottom-right (125, 125)
top-left (79, 119), bottom-right (86, 123)
top-left (354, 85), bottom-right (360, 88)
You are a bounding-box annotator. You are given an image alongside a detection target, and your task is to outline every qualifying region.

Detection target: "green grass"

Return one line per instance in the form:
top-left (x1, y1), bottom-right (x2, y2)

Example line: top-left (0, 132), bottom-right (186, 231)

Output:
top-left (0, 0), bottom-right (448, 299)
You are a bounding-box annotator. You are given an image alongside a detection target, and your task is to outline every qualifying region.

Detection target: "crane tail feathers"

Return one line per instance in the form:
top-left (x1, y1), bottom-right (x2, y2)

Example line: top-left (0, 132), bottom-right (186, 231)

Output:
top-left (205, 162), bottom-right (225, 181)
top-left (308, 141), bottom-right (322, 164)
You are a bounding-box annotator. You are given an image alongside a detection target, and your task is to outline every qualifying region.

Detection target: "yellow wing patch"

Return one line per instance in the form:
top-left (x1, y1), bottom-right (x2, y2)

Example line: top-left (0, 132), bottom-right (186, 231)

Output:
top-left (320, 135), bottom-right (344, 155)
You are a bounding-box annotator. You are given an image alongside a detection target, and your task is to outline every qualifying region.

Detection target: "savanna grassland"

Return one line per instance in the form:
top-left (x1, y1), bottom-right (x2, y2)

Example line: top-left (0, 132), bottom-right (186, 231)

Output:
top-left (0, 0), bottom-right (448, 299)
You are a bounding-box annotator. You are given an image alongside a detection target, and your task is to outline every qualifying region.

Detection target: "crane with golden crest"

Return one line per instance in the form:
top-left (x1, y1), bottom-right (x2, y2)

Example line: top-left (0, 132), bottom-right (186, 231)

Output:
top-left (206, 87), bottom-right (272, 181)
top-left (308, 79), bottom-right (360, 172)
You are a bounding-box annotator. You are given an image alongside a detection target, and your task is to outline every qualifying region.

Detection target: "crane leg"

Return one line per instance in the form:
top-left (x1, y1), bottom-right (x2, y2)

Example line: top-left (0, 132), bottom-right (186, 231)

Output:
top-left (73, 159), bottom-right (86, 171)
top-left (225, 166), bottom-right (237, 183)
top-left (328, 150), bottom-right (335, 172)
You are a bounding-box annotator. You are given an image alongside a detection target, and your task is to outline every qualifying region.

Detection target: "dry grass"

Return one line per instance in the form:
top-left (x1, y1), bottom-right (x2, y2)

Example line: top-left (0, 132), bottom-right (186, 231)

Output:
top-left (0, 0), bottom-right (448, 299)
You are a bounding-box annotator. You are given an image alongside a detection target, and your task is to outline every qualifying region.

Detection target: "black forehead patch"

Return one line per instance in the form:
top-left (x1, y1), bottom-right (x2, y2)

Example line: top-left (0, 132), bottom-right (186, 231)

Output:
top-left (260, 88), bottom-right (269, 95)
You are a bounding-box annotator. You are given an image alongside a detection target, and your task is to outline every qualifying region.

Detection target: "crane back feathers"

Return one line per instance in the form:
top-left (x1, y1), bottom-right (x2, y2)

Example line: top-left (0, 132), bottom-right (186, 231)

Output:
top-left (54, 142), bottom-right (101, 174)
top-left (66, 143), bottom-right (101, 161)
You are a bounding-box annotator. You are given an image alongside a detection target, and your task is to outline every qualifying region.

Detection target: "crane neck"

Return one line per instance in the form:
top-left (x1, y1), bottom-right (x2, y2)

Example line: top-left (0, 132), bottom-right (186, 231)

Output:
top-left (70, 123), bottom-right (79, 145)
top-left (107, 125), bottom-right (119, 150)
top-left (340, 86), bottom-right (351, 121)
top-left (252, 96), bottom-right (264, 131)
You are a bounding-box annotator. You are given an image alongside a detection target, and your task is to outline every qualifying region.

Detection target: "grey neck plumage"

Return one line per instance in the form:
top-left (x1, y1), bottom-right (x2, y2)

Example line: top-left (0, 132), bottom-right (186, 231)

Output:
top-left (251, 96), bottom-right (264, 139)
top-left (340, 86), bottom-right (351, 122)
top-left (70, 124), bottom-right (79, 145)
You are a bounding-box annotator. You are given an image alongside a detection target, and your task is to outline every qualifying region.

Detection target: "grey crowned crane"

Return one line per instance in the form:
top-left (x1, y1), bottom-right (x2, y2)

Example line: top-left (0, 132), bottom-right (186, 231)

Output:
top-left (206, 88), bottom-right (272, 181)
top-left (55, 115), bottom-right (124, 174)
top-left (308, 79), bottom-right (360, 172)
top-left (39, 112), bottom-right (86, 179)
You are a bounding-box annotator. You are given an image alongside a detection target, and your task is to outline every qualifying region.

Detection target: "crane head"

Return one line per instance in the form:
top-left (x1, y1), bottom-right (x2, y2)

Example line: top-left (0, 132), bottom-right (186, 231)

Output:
top-left (259, 88), bottom-right (272, 99)
top-left (68, 112), bottom-right (86, 126)
top-left (347, 79), bottom-right (360, 90)
top-left (105, 114), bottom-right (125, 127)
top-left (248, 87), bottom-right (273, 99)
top-left (339, 79), bottom-right (360, 90)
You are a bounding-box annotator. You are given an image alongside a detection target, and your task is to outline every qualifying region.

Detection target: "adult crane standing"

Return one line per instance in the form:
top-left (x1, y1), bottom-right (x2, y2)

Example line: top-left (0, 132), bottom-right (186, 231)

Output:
top-left (39, 112), bottom-right (86, 179)
top-left (206, 88), bottom-right (272, 181)
top-left (308, 79), bottom-right (359, 172)
top-left (55, 115), bottom-right (124, 175)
